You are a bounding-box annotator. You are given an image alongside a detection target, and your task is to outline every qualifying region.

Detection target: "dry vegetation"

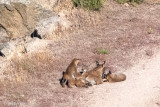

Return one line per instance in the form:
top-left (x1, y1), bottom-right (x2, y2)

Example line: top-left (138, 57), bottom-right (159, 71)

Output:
top-left (0, 52), bottom-right (55, 106)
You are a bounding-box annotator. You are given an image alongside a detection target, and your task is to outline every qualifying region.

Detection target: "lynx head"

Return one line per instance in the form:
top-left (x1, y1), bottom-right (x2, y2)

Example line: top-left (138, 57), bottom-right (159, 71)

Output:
top-left (72, 58), bottom-right (80, 66)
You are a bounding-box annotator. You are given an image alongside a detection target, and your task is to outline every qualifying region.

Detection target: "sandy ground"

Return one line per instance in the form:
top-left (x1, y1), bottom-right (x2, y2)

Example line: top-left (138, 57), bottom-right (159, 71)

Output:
top-left (80, 50), bottom-right (160, 107)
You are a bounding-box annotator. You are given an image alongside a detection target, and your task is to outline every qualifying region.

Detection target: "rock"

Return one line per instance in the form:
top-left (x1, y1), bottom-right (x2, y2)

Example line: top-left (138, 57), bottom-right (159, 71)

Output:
top-left (25, 38), bottom-right (52, 53)
top-left (0, 42), bottom-right (16, 59)
top-left (0, 0), bottom-right (30, 5)
top-left (0, 0), bottom-right (57, 10)
top-left (26, 3), bottom-right (56, 33)
top-left (36, 15), bottom-right (70, 39)
top-left (145, 50), bottom-right (153, 56)
top-left (0, 40), bottom-right (27, 58)
top-left (31, 0), bottom-right (57, 11)
top-left (0, 0), bottom-right (70, 59)
top-left (124, 3), bottom-right (129, 7)
top-left (0, 1), bottom-right (56, 42)
top-left (0, 26), bottom-right (10, 43)
top-left (0, 51), bottom-right (5, 57)
top-left (0, 42), bottom-right (9, 50)
top-left (0, 3), bottom-right (28, 40)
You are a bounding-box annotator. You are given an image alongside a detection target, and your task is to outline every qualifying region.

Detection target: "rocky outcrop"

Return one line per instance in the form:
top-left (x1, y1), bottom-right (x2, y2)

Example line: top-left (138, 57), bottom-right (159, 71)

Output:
top-left (0, 1), bottom-right (56, 42)
top-left (0, 42), bottom-right (16, 59)
top-left (0, 0), bottom-right (57, 10)
top-left (36, 15), bottom-right (70, 39)
top-left (0, 0), bottom-right (71, 59)
top-left (0, 25), bottom-right (10, 43)
top-left (0, 3), bottom-right (28, 42)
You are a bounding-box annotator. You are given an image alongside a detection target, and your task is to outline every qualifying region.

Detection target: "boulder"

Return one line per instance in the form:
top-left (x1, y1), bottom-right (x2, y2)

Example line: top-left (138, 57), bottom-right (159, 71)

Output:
top-left (0, 42), bottom-right (16, 59)
top-left (36, 15), bottom-right (70, 39)
top-left (0, 1), bottom-right (56, 42)
top-left (0, 0), bottom-right (57, 10)
top-left (0, 26), bottom-right (10, 43)
top-left (0, 0), bottom-right (71, 58)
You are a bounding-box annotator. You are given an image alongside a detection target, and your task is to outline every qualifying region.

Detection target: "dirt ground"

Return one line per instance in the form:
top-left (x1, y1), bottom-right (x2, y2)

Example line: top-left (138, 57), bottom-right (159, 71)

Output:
top-left (1, 0), bottom-right (160, 107)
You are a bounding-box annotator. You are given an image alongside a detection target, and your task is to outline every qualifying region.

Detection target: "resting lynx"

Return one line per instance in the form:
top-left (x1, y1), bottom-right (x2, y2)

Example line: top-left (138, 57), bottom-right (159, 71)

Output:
top-left (103, 71), bottom-right (126, 83)
top-left (83, 61), bottom-right (106, 86)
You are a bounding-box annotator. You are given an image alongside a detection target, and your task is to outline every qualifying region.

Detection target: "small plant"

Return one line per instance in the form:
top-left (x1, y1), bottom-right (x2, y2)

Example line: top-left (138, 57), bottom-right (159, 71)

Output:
top-left (96, 48), bottom-right (109, 55)
top-left (117, 0), bottom-right (143, 4)
top-left (72, 0), bottom-right (105, 10)
top-left (117, 0), bottom-right (129, 4)
top-left (20, 61), bottom-right (35, 72)
top-left (131, 0), bottom-right (143, 4)
top-left (148, 27), bottom-right (153, 34)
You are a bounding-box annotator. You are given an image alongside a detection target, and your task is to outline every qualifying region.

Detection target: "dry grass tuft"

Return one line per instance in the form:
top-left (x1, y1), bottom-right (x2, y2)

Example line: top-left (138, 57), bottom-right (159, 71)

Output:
top-left (5, 51), bottom-right (53, 83)
top-left (95, 48), bottom-right (109, 55)
top-left (0, 51), bottom-right (54, 105)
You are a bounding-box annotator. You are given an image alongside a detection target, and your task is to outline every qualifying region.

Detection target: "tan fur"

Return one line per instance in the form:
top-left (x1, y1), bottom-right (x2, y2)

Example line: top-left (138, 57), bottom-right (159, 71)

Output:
top-left (61, 58), bottom-right (80, 88)
top-left (72, 72), bottom-right (90, 88)
top-left (104, 71), bottom-right (126, 83)
top-left (83, 61), bottom-right (105, 85)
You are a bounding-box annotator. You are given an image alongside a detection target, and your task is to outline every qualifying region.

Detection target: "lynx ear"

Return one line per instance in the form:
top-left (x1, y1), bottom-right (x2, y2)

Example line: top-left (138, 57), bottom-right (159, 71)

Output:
top-left (62, 71), bottom-right (65, 75)
top-left (101, 61), bottom-right (106, 67)
top-left (109, 70), bottom-right (112, 74)
top-left (96, 61), bottom-right (99, 66)
top-left (103, 61), bottom-right (106, 64)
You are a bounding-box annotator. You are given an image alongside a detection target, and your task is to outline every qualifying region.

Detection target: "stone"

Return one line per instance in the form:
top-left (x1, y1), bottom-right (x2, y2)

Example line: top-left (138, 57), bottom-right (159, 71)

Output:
top-left (145, 50), bottom-right (153, 56)
top-left (0, 2), bottom-right (56, 42)
top-left (0, 3), bottom-right (28, 39)
top-left (0, 26), bottom-right (10, 43)
top-left (124, 3), bottom-right (129, 7)
top-left (0, 42), bottom-right (16, 59)
top-left (36, 15), bottom-right (70, 39)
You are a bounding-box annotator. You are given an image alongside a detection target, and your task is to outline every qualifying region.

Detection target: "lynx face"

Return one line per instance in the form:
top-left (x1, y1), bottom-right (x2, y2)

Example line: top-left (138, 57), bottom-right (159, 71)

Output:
top-left (84, 61), bottom-right (106, 85)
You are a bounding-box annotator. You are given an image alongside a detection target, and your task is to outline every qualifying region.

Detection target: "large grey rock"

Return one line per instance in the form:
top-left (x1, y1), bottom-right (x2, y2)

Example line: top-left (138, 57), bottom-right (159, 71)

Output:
top-left (0, 1), bottom-right (56, 42)
top-left (0, 3), bottom-right (28, 41)
top-left (0, 0), bottom-right (71, 59)
top-left (36, 15), bottom-right (70, 38)
top-left (0, 0), bottom-right (30, 5)
top-left (0, 42), bottom-right (16, 59)
top-left (0, 26), bottom-right (10, 43)
top-left (0, 0), bottom-right (57, 10)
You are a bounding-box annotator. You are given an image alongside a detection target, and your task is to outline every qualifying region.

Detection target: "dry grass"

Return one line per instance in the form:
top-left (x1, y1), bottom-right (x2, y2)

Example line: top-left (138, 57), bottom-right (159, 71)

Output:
top-left (0, 51), bottom-right (54, 106)
top-left (95, 48), bottom-right (109, 55)
top-left (72, 0), bottom-right (105, 10)
top-left (2, 51), bottom-right (53, 83)
top-left (54, 0), bottom-right (75, 12)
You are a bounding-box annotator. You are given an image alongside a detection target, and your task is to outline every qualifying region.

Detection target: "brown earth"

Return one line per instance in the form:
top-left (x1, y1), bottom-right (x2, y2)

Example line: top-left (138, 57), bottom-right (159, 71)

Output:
top-left (1, 0), bottom-right (160, 107)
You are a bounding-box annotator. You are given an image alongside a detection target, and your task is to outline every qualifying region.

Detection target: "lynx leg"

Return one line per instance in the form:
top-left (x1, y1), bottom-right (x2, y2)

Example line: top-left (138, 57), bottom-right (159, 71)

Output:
top-left (67, 79), bottom-right (74, 88)
top-left (61, 78), bottom-right (67, 88)
top-left (96, 78), bottom-right (103, 85)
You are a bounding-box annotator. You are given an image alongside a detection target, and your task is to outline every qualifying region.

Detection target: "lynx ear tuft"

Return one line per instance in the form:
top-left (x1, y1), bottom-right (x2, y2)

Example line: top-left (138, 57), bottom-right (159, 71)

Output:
top-left (96, 61), bottom-right (99, 66)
